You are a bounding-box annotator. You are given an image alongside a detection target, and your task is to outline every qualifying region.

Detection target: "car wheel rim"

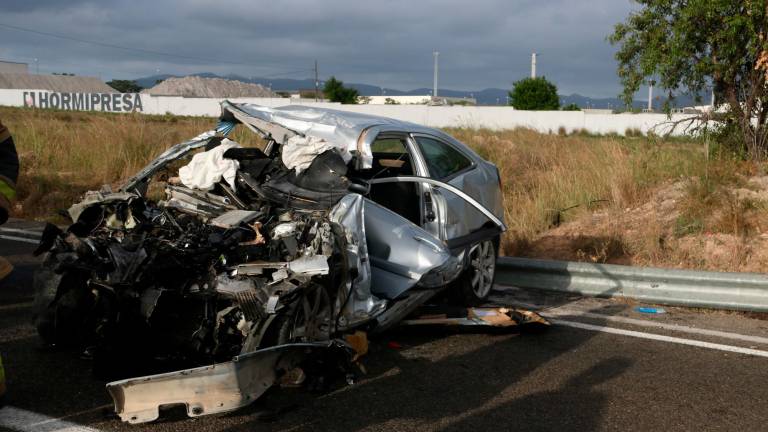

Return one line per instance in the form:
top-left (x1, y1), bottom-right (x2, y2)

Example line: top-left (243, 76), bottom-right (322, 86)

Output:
top-left (470, 240), bottom-right (495, 298)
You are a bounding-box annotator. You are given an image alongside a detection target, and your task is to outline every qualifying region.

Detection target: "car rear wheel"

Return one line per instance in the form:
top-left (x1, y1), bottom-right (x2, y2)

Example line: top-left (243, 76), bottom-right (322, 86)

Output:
top-left (457, 238), bottom-right (498, 305)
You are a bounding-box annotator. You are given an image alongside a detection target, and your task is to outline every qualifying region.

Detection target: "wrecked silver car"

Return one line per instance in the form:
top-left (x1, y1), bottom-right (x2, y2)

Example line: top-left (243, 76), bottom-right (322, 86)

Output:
top-left (32, 101), bottom-right (507, 424)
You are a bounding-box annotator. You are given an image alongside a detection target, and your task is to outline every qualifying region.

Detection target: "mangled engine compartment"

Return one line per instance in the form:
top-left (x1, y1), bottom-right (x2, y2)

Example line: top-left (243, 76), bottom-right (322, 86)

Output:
top-left (36, 186), bottom-right (347, 365)
top-left (34, 150), bottom-right (365, 421)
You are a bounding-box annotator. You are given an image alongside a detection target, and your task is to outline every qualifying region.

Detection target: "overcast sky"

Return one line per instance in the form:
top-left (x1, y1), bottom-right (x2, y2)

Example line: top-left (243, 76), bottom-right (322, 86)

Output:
top-left (0, 0), bottom-right (637, 97)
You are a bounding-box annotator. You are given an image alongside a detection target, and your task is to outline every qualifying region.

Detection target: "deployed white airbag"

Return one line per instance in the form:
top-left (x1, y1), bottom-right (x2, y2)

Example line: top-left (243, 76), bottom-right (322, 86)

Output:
top-left (179, 138), bottom-right (240, 191)
top-left (281, 135), bottom-right (352, 174)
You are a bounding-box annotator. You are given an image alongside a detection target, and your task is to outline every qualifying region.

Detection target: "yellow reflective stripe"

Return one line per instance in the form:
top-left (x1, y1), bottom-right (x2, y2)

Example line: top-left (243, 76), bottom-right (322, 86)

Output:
top-left (0, 178), bottom-right (15, 201)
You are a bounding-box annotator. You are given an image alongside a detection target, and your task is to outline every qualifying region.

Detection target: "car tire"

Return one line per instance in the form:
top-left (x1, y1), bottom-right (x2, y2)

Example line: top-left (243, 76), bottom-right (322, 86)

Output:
top-left (457, 237), bottom-right (499, 306)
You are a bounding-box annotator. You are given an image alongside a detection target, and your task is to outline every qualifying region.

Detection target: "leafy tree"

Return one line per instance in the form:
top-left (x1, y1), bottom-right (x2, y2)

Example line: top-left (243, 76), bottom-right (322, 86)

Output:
top-left (508, 77), bottom-right (560, 110)
top-left (107, 80), bottom-right (143, 93)
top-left (610, 1), bottom-right (768, 158)
top-left (562, 103), bottom-right (581, 111)
top-left (323, 76), bottom-right (359, 104)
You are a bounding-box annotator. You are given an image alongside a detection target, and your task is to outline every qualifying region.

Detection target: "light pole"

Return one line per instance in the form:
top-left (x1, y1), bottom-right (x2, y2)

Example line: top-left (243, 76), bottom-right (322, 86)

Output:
top-left (433, 51), bottom-right (439, 100)
top-left (34, 58), bottom-right (38, 74)
top-left (314, 60), bottom-right (319, 102)
top-left (648, 79), bottom-right (656, 111)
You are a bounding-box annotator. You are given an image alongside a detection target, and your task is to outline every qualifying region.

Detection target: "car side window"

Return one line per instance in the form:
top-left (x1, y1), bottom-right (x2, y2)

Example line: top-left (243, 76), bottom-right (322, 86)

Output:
top-left (368, 136), bottom-right (414, 177)
top-left (414, 136), bottom-right (472, 180)
top-left (371, 137), bottom-right (408, 154)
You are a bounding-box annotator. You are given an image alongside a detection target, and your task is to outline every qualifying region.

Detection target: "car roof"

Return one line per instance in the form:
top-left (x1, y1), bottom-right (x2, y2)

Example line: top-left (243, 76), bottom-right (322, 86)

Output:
top-left (227, 102), bottom-right (480, 161)
top-left (232, 102), bottom-right (438, 136)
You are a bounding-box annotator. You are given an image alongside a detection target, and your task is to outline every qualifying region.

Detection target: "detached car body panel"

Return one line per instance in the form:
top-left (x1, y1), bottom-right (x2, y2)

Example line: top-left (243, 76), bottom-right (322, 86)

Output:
top-left (33, 102), bottom-right (505, 423)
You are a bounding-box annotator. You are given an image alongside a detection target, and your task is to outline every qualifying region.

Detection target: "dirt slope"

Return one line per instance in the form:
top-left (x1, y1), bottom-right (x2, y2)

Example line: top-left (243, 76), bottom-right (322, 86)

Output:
top-left (519, 176), bottom-right (768, 272)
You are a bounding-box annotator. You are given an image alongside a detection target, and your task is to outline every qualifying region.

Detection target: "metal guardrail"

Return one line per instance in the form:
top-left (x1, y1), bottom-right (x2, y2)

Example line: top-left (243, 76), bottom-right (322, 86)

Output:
top-left (496, 257), bottom-right (768, 312)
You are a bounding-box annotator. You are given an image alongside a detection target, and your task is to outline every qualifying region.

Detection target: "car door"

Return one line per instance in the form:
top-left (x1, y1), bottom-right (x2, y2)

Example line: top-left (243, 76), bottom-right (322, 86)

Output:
top-left (359, 132), bottom-right (426, 226)
top-left (359, 129), bottom-right (504, 245)
top-left (409, 133), bottom-right (491, 243)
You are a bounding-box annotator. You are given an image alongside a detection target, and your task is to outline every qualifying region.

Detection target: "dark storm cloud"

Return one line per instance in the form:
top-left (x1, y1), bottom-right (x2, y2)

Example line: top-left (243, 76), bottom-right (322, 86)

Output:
top-left (0, 0), bottom-right (636, 97)
top-left (1, 0), bottom-right (94, 12)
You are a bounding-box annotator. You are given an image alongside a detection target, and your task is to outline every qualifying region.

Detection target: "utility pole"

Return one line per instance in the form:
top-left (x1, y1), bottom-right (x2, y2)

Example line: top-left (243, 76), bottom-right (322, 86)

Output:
top-left (531, 52), bottom-right (537, 78)
top-left (314, 60), bottom-right (319, 102)
top-left (433, 51), bottom-right (439, 100)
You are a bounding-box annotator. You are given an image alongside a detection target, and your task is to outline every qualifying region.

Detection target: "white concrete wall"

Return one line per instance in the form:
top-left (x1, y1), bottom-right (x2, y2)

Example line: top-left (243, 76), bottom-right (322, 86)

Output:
top-left (361, 95), bottom-right (432, 105)
top-left (0, 88), bottom-right (36, 106)
top-left (139, 95), bottom-right (341, 116)
top-left (0, 88), bottom-right (702, 136)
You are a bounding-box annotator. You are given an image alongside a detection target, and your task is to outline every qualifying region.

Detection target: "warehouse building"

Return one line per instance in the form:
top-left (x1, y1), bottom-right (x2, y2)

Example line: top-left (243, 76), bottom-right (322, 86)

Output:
top-left (0, 72), bottom-right (115, 93)
top-left (0, 60), bottom-right (29, 75)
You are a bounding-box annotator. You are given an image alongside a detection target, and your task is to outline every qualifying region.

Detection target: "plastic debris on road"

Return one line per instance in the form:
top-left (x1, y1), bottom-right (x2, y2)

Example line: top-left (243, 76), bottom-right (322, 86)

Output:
top-left (400, 306), bottom-right (550, 329)
top-left (344, 331), bottom-right (369, 361)
top-left (635, 307), bottom-right (667, 314)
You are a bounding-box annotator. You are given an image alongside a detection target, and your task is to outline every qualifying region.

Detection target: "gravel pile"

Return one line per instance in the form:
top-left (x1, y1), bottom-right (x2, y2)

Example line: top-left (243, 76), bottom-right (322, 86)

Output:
top-left (142, 76), bottom-right (277, 98)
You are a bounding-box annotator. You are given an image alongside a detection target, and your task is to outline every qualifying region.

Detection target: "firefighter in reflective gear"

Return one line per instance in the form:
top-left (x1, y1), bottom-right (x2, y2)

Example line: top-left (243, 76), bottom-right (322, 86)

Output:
top-left (0, 118), bottom-right (19, 281)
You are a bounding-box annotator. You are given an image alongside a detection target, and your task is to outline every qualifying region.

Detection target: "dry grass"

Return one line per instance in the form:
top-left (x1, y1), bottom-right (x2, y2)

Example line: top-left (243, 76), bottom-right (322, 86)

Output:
top-left (451, 126), bottom-right (768, 272)
top-left (1, 106), bottom-right (260, 220)
top-left (6, 106), bottom-right (765, 271)
top-left (446, 128), bottom-right (708, 254)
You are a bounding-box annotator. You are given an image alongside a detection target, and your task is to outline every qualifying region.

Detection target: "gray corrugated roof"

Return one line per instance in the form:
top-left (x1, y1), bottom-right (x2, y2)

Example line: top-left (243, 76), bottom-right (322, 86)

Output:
top-left (0, 73), bottom-right (116, 93)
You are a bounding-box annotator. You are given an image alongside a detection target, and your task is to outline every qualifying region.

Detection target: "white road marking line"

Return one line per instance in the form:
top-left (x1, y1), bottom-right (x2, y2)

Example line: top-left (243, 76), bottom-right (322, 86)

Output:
top-left (545, 308), bottom-right (768, 345)
top-left (0, 406), bottom-right (102, 432)
top-left (0, 235), bottom-right (40, 245)
top-left (554, 319), bottom-right (768, 358)
top-left (0, 227), bottom-right (43, 237)
top-left (27, 405), bottom-right (112, 428)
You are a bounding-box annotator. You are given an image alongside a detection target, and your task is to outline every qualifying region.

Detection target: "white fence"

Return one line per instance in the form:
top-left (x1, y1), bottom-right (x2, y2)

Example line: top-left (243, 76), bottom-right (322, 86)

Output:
top-left (0, 88), bottom-right (701, 136)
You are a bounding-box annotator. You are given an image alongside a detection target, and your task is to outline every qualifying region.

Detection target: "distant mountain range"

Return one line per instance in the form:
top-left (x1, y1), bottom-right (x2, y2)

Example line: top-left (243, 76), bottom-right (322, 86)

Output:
top-left (131, 72), bottom-right (703, 109)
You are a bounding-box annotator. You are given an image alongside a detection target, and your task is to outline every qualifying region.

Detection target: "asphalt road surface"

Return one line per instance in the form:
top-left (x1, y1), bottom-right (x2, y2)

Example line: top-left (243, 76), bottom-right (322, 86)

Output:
top-left (1, 221), bottom-right (768, 431)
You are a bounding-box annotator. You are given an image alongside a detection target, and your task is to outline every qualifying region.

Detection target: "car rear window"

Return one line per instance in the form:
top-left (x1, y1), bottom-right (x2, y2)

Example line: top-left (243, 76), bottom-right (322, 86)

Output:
top-left (414, 136), bottom-right (472, 180)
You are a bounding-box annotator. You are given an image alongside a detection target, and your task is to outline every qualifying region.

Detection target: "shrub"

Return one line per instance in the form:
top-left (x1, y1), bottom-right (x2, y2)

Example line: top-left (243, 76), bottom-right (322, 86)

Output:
top-left (508, 77), bottom-right (560, 110)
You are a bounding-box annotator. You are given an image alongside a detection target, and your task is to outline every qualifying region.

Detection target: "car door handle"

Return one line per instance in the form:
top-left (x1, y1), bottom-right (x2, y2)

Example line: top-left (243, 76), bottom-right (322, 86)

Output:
top-left (424, 192), bottom-right (436, 222)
